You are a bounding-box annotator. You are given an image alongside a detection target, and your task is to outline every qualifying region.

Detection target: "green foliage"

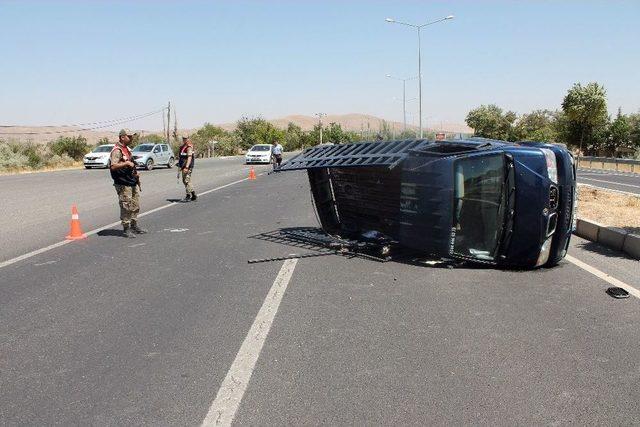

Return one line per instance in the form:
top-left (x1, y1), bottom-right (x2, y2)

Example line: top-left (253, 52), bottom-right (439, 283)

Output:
top-left (234, 117), bottom-right (284, 150)
top-left (465, 104), bottom-right (517, 141)
top-left (512, 110), bottom-right (558, 142)
top-left (0, 139), bottom-right (76, 172)
top-left (561, 82), bottom-right (608, 154)
top-left (48, 135), bottom-right (90, 161)
top-left (608, 108), bottom-right (631, 155)
top-left (628, 113), bottom-right (640, 151)
top-left (141, 134), bottom-right (166, 145)
top-left (97, 137), bottom-right (111, 146)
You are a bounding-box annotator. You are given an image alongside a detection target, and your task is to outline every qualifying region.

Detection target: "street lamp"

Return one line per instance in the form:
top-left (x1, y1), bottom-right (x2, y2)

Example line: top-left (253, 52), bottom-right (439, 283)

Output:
top-left (386, 74), bottom-right (418, 134)
top-left (385, 14), bottom-right (454, 138)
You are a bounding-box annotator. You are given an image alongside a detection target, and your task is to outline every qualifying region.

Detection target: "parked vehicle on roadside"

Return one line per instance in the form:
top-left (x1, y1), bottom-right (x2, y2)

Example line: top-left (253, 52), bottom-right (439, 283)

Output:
top-left (132, 143), bottom-right (175, 170)
top-left (83, 144), bottom-right (114, 169)
top-left (277, 138), bottom-right (576, 269)
top-left (245, 144), bottom-right (273, 164)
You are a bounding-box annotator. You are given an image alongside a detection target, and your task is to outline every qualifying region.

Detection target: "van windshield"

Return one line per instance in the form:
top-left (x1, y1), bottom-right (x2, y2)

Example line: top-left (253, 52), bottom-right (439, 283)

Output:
top-left (452, 154), bottom-right (506, 261)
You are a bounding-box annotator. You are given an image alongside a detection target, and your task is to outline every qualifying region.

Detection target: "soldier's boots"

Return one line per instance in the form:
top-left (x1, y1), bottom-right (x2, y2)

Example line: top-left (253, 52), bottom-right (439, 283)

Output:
top-left (191, 191), bottom-right (197, 201)
top-left (123, 225), bottom-right (136, 238)
top-left (131, 221), bottom-right (148, 234)
top-left (182, 193), bottom-right (192, 202)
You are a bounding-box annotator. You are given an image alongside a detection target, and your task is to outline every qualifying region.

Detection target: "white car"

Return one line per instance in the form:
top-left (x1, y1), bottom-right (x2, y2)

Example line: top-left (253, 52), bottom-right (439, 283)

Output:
top-left (83, 144), bottom-right (115, 169)
top-left (245, 144), bottom-right (273, 164)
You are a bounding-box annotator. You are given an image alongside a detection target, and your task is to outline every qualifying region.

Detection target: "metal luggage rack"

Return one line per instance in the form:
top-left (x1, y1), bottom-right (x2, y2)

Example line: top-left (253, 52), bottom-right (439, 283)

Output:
top-left (276, 139), bottom-right (428, 172)
top-left (247, 227), bottom-right (410, 264)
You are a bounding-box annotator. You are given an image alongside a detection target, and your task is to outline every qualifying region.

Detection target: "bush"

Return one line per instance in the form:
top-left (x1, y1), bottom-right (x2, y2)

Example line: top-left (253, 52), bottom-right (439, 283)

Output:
top-left (49, 136), bottom-right (90, 161)
top-left (0, 141), bottom-right (31, 171)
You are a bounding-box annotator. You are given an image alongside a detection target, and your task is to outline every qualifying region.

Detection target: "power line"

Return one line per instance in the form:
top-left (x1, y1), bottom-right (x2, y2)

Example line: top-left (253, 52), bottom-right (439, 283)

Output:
top-left (0, 108), bottom-right (167, 135)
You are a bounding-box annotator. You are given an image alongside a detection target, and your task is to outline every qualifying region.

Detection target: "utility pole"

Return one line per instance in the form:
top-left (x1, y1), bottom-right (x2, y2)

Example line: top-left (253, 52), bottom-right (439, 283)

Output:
top-left (315, 113), bottom-right (326, 145)
top-left (173, 108), bottom-right (177, 143)
top-left (166, 101), bottom-right (171, 145)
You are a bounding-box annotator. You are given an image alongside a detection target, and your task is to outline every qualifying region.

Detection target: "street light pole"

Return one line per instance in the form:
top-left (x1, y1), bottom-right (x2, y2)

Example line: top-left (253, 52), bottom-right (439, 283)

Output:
top-left (386, 15), bottom-right (454, 138)
top-left (386, 74), bottom-right (417, 134)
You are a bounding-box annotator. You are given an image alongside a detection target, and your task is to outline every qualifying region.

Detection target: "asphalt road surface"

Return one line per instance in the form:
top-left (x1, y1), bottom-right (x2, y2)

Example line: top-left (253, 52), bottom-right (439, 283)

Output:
top-left (578, 168), bottom-right (640, 195)
top-left (1, 159), bottom-right (639, 425)
top-left (0, 157), bottom-right (274, 263)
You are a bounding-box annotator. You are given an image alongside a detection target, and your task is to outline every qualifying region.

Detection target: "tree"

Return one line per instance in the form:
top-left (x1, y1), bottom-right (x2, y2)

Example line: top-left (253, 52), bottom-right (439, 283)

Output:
top-left (607, 108), bottom-right (631, 156)
top-left (139, 134), bottom-right (165, 145)
top-left (512, 110), bottom-right (558, 142)
top-left (190, 123), bottom-right (230, 156)
top-left (561, 82), bottom-right (608, 154)
top-left (626, 112), bottom-right (640, 152)
top-left (465, 104), bottom-right (517, 141)
top-left (234, 117), bottom-right (284, 150)
top-left (48, 135), bottom-right (90, 161)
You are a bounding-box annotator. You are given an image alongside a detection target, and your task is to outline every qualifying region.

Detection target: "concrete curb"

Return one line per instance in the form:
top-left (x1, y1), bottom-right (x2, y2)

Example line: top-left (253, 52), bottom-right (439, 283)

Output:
top-left (574, 218), bottom-right (640, 260)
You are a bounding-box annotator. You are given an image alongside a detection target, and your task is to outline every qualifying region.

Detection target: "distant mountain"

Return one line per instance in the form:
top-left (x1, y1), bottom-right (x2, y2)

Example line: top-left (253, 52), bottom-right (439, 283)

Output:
top-left (217, 113), bottom-right (472, 134)
top-left (1, 114), bottom-right (471, 145)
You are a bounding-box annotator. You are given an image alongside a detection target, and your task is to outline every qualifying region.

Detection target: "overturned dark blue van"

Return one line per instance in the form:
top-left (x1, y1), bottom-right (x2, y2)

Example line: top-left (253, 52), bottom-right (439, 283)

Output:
top-left (277, 138), bottom-right (577, 268)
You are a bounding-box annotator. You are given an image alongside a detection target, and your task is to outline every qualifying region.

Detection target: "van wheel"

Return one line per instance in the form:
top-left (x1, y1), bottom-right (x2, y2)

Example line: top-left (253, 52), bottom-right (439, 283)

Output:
top-left (167, 157), bottom-right (174, 168)
top-left (146, 159), bottom-right (154, 170)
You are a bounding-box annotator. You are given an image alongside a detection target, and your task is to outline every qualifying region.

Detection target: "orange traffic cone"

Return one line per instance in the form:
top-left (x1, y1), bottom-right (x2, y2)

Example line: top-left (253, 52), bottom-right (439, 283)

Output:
top-left (248, 166), bottom-right (257, 180)
top-left (65, 205), bottom-right (87, 240)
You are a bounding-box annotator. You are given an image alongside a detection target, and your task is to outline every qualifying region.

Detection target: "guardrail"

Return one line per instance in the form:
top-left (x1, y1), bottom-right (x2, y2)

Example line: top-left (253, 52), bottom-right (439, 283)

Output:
top-left (578, 156), bottom-right (640, 173)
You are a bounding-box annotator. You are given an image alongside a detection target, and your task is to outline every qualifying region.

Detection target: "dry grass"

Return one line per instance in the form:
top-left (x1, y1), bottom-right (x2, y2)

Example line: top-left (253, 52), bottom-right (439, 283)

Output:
top-left (578, 186), bottom-right (640, 234)
top-left (0, 161), bottom-right (84, 176)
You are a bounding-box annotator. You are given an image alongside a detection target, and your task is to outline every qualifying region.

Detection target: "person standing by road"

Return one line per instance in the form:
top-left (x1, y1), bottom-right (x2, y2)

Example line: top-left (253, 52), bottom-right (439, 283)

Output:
top-left (272, 141), bottom-right (283, 170)
top-left (110, 129), bottom-right (147, 238)
top-left (178, 135), bottom-right (197, 202)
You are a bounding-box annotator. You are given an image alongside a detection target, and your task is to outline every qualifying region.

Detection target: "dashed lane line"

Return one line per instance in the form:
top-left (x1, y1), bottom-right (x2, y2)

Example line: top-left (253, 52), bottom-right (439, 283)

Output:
top-left (0, 177), bottom-right (249, 270)
top-left (566, 255), bottom-right (640, 300)
top-left (201, 258), bottom-right (299, 427)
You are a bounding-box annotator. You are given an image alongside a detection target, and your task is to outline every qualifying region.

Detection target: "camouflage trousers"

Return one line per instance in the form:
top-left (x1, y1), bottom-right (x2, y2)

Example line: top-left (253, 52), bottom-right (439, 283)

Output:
top-left (114, 184), bottom-right (140, 227)
top-left (182, 169), bottom-right (194, 194)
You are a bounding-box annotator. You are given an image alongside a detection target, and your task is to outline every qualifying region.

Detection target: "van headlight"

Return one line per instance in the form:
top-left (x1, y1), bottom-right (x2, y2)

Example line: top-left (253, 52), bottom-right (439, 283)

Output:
top-left (540, 148), bottom-right (558, 184)
top-left (535, 236), bottom-right (553, 267)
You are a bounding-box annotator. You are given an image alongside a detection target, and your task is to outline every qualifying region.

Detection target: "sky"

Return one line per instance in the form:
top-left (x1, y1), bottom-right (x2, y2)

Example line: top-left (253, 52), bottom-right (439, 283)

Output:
top-left (0, 0), bottom-right (639, 132)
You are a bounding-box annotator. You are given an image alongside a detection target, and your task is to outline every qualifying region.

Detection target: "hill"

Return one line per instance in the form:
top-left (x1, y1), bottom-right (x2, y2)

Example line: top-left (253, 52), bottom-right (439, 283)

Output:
top-left (0, 114), bottom-right (471, 145)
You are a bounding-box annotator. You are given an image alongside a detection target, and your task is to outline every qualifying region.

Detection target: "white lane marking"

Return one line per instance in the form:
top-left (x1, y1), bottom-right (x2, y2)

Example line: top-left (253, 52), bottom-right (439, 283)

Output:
top-left (34, 260), bottom-right (57, 266)
top-left (578, 169), bottom-right (639, 177)
top-left (128, 243), bottom-right (146, 248)
top-left (164, 228), bottom-right (189, 233)
top-left (566, 255), bottom-right (640, 300)
top-left (202, 259), bottom-right (299, 427)
top-left (0, 177), bottom-right (249, 270)
top-left (577, 183), bottom-right (640, 198)
top-left (579, 177), bottom-right (640, 189)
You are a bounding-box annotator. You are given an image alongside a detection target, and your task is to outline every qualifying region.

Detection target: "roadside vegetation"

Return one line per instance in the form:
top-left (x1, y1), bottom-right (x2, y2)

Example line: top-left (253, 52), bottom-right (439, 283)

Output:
top-left (466, 82), bottom-right (640, 158)
top-left (578, 187), bottom-right (640, 234)
top-left (3, 82), bottom-right (639, 174)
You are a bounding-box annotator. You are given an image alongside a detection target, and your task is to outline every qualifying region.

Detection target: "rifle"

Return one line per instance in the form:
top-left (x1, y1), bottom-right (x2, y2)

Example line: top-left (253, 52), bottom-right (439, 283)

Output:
top-left (133, 165), bottom-right (142, 192)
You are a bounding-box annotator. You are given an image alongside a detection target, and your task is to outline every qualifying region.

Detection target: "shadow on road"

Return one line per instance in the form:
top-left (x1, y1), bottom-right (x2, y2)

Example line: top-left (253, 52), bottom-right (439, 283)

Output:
top-left (574, 239), bottom-right (636, 261)
top-left (97, 229), bottom-right (125, 237)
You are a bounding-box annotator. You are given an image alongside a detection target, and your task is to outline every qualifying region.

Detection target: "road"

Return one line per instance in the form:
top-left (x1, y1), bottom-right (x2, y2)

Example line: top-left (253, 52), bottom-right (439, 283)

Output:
top-left (0, 157), bottom-right (274, 263)
top-left (578, 168), bottom-right (640, 195)
top-left (1, 158), bottom-right (640, 425)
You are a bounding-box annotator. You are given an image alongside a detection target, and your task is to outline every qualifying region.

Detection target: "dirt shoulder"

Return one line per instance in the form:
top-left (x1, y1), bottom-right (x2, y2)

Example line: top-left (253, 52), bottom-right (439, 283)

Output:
top-left (578, 186), bottom-right (640, 234)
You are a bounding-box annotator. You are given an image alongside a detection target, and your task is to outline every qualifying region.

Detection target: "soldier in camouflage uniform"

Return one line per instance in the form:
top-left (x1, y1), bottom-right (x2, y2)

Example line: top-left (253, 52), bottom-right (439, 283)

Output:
top-left (178, 135), bottom-right (197, 202)
top-left (110, 129), bottom-right (147, 238)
